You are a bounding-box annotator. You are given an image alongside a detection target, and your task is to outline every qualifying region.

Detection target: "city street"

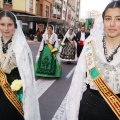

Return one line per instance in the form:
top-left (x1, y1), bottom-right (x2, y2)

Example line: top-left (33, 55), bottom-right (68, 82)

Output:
top-left (1, 0), bottom-right (117, 120)
top-left (27, 40), bottom-right (77, 120)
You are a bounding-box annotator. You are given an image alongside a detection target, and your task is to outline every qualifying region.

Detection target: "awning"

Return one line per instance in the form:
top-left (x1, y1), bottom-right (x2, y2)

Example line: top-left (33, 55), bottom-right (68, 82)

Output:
top-left (16, 15), bottom-right (68, 25)
top-left (16, 15), bottom-right (48, 23)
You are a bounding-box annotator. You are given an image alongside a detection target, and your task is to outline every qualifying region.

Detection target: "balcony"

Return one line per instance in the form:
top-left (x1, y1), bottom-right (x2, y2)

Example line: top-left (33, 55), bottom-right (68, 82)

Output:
top-left (52, 14), bottom-right (61, 19)
top-left (53, 7), bottom-right (61, 19)
top-left (53, 7), bottom-right (60, 15)
top-left (63, 4), bottom-right (66, 11)
top-left (3, 0), bottom-right (12, 10)
top-left (3, 0), bottom-right (12, 4)
top-left (55, 0), bottom-right (62, 4)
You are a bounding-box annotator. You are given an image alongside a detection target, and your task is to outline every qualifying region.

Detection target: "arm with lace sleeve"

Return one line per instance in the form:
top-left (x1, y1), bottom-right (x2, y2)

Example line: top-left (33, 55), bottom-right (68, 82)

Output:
top-left (61, 34), bottom-right (67, 43)
top-left (39, 35), bottom-right (45, 52)
top-left (35, 35), bottom-right (45, 61)
top-left (64, 43), bottom-right (87, 120)
top-left (54, 34), bottom-right (59, 49)
top-left (59, 34), bottom-right (67, 53)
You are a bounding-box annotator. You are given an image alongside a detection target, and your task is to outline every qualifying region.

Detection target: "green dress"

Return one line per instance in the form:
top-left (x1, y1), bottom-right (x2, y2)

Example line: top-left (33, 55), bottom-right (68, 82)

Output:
top-left (35, 44), bottom-right (61, 78)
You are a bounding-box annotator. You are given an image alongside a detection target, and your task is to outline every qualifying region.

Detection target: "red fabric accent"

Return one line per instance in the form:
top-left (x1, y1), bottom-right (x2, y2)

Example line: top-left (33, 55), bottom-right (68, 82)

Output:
top-left (78, 40), bottom-right (84, 46)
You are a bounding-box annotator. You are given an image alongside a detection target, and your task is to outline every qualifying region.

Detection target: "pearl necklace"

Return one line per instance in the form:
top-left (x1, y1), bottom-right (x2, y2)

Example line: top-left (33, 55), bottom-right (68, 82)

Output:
top-left (103, 37), bottom-right (120, 62)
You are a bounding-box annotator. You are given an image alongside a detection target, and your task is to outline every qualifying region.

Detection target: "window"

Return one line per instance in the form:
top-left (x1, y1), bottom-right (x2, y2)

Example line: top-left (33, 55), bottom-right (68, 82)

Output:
top-left (3, 0), bottom-right (12, 4)
top-left (64, 1), bottom-right (66, 7)
top-left (29, 0), bottom-right (33, 9)
top-left (40, 4), bottom-right (42, 16)
top-left (46, 6), bottom-right (49, 17)
top-left (63, 11), bottom-right (65, 18)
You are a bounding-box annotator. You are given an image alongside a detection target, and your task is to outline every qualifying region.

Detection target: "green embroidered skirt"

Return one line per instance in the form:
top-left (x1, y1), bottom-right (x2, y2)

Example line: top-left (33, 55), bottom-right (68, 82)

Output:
top-left (35, 45), bottom-right (62, 78)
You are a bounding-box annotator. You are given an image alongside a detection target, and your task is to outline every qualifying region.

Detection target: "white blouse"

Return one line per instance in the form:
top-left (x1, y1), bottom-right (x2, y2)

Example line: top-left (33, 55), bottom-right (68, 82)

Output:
top-left (39, 33), bottom-right (59, 52)
top-left (80, 32), bottom-right (85, 41)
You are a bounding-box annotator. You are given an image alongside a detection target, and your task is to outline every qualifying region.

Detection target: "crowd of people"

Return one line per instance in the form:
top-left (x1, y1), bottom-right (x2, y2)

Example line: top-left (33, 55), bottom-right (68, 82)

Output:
top-left (0, 0), bottom-right (120, 120)
top-left (34, 25), bottom-right (90, 77)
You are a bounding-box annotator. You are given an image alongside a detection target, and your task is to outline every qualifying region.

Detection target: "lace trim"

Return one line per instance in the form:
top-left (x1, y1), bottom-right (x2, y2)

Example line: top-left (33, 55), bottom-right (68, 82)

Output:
top-left (1, 52), bottom-right (17, 73)
top-left (0, 40), bottom-right (17, 74)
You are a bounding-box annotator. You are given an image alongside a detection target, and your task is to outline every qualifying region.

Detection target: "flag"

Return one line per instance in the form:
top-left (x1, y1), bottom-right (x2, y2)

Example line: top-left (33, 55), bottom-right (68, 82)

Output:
top-left (87, 18), bottom-right (93, 29)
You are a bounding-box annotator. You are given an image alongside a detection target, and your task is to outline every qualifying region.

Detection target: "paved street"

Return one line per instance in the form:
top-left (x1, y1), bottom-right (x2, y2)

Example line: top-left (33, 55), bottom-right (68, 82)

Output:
top-left (27, 40), bottom-right (77, 120)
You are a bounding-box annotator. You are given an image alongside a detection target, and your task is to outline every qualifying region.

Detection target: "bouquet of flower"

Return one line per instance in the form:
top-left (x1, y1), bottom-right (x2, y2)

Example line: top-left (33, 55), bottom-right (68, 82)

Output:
top-left (10, 79), bottom-right (23, 103)
top-left (51, 48), bottom-right (58, 53)
top-left (60, 42), bottom-right (65, 46)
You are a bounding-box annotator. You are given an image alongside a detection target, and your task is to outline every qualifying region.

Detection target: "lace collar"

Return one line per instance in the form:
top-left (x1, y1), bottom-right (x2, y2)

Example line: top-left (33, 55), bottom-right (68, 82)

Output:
top-left (102, 37), bottom-right (120, 62)
top-left (93, 38), bottom-right (120, 66)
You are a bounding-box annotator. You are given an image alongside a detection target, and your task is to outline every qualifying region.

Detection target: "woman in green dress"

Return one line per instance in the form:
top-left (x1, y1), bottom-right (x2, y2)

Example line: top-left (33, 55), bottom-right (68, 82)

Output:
top-left (35, 25), bottom-right (62, 78)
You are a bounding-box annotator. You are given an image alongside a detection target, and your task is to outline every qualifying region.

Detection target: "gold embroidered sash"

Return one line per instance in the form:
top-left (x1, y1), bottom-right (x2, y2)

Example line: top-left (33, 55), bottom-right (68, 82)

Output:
top-left (47, 40), bottom-right (53, 50)
top-left (0, 69), bottom-right (24, 116)
top-left (85, 41), bottom-right (120, 119)
top-left (47, 40), bottom-right (57, 57)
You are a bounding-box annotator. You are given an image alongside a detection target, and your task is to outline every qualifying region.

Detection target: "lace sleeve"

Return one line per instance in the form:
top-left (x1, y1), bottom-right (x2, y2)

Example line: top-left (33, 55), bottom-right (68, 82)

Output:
top-left (39, 35), bottom-right (44, 52)
top-left (54, 34), bottom-right (59, 49)
top-left (64, 43), bottom-right (87, 120)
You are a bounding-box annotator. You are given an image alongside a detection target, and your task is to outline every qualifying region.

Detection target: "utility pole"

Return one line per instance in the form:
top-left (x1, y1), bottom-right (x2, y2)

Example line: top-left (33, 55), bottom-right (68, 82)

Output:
top-left (61, 0), bottom-right (63, 19)
top-left (56, 1), bottom-right (57, 18)
top-left (65, 0), bottom-right (68, 21)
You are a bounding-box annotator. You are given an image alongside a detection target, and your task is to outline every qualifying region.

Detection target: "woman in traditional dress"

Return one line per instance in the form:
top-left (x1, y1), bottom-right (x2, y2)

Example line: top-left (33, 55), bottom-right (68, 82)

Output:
top-left (62, 1), bottom-right (120, 120)
top-left (35, 25), bottom-right (61, 78)
top-left (60, 28), bottom-right (77, 63)
top-left (0, 10), bottom-right (41, 120)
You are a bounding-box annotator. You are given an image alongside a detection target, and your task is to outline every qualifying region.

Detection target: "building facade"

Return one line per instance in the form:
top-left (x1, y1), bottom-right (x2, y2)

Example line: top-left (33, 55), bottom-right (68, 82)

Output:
top-left (61, 0), bottom-right (67, 20)
top-left (75, 0), bottom-right (80, 22)
top-left (0, 0), bottom-right (37, 15)
top-left (37, 0), bottom-right (52, 18)
top-left (64, 0), bottom-right (79, 32)
top-left (0, 0), bottom-right (60, 33)
top-left (52, 0), bottom-right (62, 19)
top-left (0, 0), bottom-right (39, 34)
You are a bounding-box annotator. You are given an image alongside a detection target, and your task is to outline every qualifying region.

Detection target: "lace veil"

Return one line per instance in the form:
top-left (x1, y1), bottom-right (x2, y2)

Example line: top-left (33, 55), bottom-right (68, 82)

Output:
top-left (63, 28), bottom-right (76, 41)
top-left (0, 10), bottom-right (41, 120)
top-left (44, 24), bottom-right (55, 34)
top-left (62, 15), bottom-right (104, 120)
